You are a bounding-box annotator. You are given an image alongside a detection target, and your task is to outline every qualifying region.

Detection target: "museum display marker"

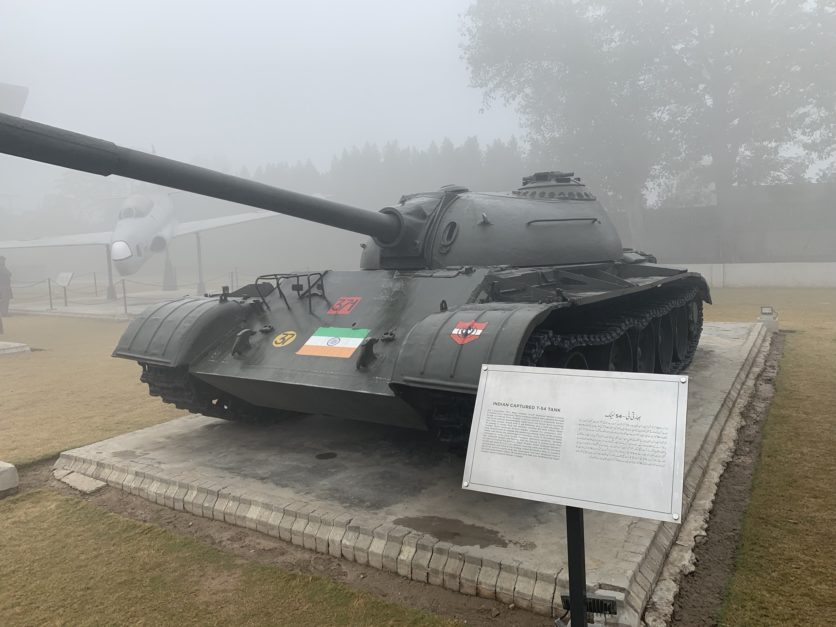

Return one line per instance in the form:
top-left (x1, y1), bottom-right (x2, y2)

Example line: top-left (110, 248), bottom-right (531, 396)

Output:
top-left (463, 365), bottom-right (689, 625)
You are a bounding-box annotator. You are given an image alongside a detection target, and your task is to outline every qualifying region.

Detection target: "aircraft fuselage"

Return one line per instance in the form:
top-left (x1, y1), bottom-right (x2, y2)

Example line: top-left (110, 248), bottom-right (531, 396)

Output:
top-left (110, 194), bottom-right (175, 276)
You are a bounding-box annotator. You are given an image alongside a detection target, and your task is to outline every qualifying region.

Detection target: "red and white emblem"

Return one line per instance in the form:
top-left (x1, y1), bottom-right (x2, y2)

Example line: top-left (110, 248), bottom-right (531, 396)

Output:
top-left (450, 320), bottom-right (488, 345)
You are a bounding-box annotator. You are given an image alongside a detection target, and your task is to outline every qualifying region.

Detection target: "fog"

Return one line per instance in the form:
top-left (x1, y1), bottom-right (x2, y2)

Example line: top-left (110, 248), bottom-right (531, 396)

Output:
top-left (1, 0), bottom-right (835, 289)
top-left (1, 0), bottom-right (521, 167)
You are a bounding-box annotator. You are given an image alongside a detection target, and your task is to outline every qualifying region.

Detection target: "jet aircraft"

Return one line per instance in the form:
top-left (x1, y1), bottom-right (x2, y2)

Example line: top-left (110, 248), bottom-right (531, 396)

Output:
top-left (0, 192), bottom-right (274, 298)
top-left (0, 82), bottom-right (274, 298)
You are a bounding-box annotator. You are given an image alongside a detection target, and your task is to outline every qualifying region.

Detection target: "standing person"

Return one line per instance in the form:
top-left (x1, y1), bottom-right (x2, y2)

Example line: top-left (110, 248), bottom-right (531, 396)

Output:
top-left (0, 256), bottom-right (12, 318)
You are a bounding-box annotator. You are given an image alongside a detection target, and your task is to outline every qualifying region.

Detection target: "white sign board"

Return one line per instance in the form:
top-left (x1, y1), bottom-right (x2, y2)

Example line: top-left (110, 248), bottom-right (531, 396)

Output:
top-left (462, 365), bottom-right (688, 522)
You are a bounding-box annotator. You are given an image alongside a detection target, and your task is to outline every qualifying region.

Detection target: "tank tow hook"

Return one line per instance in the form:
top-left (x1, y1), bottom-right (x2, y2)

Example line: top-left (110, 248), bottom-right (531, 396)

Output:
top-left (232, 328), bottom-right (257, 356)
top-left (356, 331), bottom-right (395, 370)
top-left (356, 338), bottom-right (379, 369)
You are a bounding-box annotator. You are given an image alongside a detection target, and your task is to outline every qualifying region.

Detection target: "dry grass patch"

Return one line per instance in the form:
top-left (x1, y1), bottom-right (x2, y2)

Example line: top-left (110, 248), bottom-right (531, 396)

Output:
top-left (0, 316), bottom-right (184, 465)
top-left (705, 289), bottom-right (836, 624)
top-left (0, 489), bottom-right (453, 627)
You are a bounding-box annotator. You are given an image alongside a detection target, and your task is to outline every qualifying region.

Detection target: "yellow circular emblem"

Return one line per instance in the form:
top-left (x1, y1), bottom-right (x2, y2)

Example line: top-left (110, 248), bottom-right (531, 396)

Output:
top-left (272, 330), bottom-right (297, 348)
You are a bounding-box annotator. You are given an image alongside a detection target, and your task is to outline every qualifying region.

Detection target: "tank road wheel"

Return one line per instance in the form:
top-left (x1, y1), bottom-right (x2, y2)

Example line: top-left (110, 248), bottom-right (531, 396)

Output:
top-left (672, 306), bottom-right (690, 362)
top-left (538, 349), bottom-right (589, 370)
top-left (655, 315), bottom-right (674, 374)
top-left (555, 350), bottom-right (589, 370)
top-left (633, 324), bottom-right (657, 373)
top-left (687, 299), bottom-right (702, 342)
top-left (583, 334), bottom-right (633, 372)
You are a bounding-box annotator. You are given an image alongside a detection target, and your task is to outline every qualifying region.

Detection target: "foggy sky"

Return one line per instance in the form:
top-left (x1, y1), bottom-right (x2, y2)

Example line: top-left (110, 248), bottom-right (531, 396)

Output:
top-left (1, 0), bottom-right (521, 171)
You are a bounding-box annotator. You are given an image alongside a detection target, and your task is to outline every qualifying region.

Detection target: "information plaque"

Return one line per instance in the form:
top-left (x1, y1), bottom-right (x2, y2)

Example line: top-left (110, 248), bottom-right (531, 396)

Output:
top-left (462, 365), bottom-right (688, 522)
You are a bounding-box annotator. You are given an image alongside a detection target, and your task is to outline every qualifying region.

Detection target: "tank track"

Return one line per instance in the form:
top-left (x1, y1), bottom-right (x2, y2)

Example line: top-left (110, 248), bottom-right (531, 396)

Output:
top-left (140, 364), bottom-right (276, 422)
top-left (520, 286), bottom-right (703, 373)
top-left (428, 286), bottom-right (704, 447)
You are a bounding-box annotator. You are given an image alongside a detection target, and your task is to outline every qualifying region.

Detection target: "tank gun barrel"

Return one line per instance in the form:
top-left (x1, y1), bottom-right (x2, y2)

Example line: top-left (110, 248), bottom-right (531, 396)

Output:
top-left (0, 112), bottom-right (401, 243)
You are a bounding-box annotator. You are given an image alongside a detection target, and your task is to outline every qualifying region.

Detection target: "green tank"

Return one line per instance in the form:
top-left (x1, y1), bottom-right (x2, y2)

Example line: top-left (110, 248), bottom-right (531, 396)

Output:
top-left (0, 113), bottom-right (709, 445)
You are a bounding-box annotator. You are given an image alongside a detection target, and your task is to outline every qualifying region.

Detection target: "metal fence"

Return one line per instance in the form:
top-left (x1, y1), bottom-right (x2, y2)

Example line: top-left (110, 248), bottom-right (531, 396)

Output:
top-left (9, 270), bottom-right (243, 316)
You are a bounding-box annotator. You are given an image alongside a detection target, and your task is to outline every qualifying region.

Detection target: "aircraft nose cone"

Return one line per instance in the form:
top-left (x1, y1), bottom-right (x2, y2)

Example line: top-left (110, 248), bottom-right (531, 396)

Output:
top-left (111, 240), bottom-right (132, 261)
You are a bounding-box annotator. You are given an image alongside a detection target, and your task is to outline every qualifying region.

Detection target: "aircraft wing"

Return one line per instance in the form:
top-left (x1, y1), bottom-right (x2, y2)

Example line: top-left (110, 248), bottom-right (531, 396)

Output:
top-left (173, 211), bottom-right (276, 237)
top-left (0, 231), bottom-right (113, 249)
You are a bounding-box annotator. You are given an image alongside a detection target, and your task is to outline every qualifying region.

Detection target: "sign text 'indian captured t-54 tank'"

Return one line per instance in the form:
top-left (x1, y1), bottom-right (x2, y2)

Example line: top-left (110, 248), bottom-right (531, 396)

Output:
top-left (0, 113), bottom-right (710, 445)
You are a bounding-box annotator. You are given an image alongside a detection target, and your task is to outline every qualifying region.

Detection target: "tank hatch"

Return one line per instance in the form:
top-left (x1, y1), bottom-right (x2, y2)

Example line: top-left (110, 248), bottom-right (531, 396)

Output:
top-left (515, 171), bottom-right (597, 201)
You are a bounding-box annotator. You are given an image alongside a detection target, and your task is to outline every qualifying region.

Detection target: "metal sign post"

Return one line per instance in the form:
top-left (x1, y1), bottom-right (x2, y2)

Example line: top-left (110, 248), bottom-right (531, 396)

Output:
top-left (566, 506), bottom-right (587, 626)
top-left (47, 277), bottom-right (54, 310)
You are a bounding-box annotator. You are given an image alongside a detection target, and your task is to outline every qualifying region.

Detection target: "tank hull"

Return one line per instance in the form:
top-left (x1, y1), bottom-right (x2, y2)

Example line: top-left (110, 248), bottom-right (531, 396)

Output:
top-left (114, 261), bottom-right (709, 439)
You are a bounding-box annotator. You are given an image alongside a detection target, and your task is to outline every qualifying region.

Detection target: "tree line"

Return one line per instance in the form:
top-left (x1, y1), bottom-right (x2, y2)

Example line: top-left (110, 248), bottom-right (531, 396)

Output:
top-left (251, 136), bottom-right (531, 209)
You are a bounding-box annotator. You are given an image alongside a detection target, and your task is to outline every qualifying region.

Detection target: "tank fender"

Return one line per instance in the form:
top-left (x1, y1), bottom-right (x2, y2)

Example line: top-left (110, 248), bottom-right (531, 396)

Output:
top-left (391, 302), bottom-right (557, 394)
top-left (113, 297), bottom-right (248, 367)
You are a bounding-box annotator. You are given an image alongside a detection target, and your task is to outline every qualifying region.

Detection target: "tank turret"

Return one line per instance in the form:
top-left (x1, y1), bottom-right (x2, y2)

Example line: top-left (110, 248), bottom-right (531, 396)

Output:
top-left (1, 113), bottom-right (622, 271)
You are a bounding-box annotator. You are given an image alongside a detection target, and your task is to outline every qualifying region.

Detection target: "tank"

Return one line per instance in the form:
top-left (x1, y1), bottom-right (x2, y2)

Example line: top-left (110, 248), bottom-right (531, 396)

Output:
top-left (0, 113), bottom-right (710, 445)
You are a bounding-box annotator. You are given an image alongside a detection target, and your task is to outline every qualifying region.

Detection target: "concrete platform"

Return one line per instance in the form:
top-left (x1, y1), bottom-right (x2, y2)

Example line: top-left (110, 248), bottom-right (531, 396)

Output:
top-left (0, 341), bottom-right (30, 355)
top-left (54, 322), bottom-right (768, 625)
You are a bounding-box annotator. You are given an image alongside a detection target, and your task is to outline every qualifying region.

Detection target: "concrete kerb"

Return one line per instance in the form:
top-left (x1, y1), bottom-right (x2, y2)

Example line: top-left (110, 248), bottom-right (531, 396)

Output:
top-left (328, 513), bottom-right (352, 558)
top-left (396, 531), bottom-right (422, 578)
top-left (476, 556), bottom-right (501, 599)
top-left (291, 503), bottom-right (317, 547)
top-left (458, 553), bottom-right (481, 595)
top-left (367, 523), bottom-right (393, 569)
top-left (532, 570), bottom-right (558, 616)
top-left (0, 341), bottom-right (30, 355)
top-left (340, 524), bottom-right (362, 562)
top-left (353, 523), bottom-right (377, 566)
top-left (302, 510), bottom-right (322, 551)
top-left (410, 535), bottom-right (438, 583)
top-left (495, 559), bottom-right (521, 605)
top-left (0, 461), bottom-right (20, 496)
top-left (442, 546), bottom-right (466, 591)
top-left (314, 511), bottom-right (336, 554)
top-left (264, 504), bottom-right (284, 538)
top-left (513, 565), bottom-right (538, 611)
top-left (279, 501), bottom-right (304, 542)
top-left (427, 541), bottom-right (452, 587)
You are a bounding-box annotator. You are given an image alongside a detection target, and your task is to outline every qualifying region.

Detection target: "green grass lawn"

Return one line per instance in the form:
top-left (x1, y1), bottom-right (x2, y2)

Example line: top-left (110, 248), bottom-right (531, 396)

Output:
top-left (705, 289), bottom-right (836, 624)
top-left (0, 316), bottom-right (184, 466)
top-left (0, 489), bottom-right (453, 627)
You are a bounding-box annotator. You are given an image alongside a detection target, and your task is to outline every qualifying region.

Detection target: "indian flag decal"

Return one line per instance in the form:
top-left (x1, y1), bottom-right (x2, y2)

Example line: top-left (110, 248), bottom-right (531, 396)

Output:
top-left (296, 326), bottom-right (370, 358)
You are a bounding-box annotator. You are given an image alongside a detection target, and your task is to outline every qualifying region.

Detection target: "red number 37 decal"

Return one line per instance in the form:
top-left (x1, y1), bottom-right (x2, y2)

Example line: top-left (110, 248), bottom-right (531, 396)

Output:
top-left (328, 296), bottom-right (362, 315)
